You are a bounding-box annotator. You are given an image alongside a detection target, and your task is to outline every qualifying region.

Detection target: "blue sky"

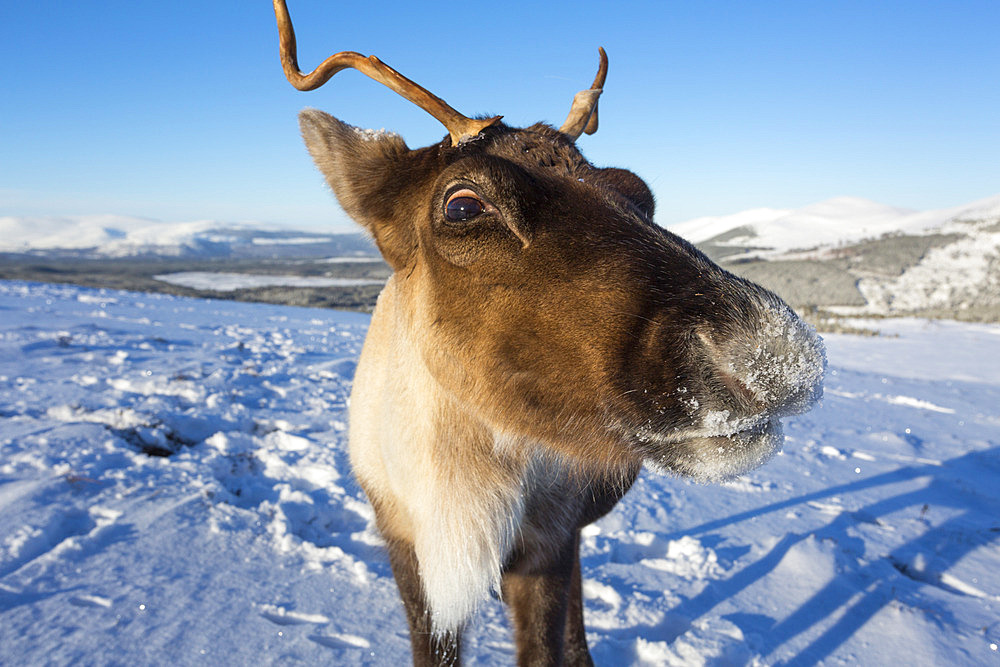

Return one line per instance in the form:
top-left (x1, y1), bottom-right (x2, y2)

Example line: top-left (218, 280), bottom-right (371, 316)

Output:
top-left (2, 1), bottom-right (999, 232)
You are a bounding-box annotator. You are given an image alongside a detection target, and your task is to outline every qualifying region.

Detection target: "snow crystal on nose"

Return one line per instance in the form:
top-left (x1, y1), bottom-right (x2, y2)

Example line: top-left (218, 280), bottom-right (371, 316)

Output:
top-left (700, 408), bottom-right (767, 438)
top-left (732, 301), bottom-right (826, 415)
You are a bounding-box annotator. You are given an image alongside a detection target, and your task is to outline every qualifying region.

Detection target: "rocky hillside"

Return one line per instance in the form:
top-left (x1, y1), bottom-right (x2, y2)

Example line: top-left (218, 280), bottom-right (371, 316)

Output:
top-left (676, 195), bottom-right (1000, 321)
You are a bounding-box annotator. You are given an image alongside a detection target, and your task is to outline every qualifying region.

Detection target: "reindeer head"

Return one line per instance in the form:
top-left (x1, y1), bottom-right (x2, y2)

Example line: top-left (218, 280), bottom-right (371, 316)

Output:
top-left (275, 1), bottom-right (824, 482)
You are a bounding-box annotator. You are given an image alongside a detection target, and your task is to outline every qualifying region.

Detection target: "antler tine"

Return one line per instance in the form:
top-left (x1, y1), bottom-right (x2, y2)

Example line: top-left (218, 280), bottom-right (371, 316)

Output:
top-left (559, 47), bottom-right (608, 140)
top-left (273, 0), bottom-right (501, 146)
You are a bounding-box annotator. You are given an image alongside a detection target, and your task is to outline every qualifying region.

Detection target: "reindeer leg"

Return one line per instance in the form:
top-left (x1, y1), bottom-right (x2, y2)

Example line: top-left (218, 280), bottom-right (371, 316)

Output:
top-left (562, 533), bottom-right (594, 667)
top-left (385, 537), bottom-right (462, 667)
top-left (502, 530), bottom-right (591, 666)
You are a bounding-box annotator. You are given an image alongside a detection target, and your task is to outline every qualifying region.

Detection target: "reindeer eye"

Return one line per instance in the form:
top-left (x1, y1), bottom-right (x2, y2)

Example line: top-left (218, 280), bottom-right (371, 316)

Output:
top-left (445, 190), bottom-right (486, 222)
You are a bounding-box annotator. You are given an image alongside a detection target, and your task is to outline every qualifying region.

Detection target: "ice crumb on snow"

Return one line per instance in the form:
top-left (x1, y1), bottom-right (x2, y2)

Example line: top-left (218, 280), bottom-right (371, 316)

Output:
top-left (721, 476), bottom-right (776, 492)
top-left (76, 293), bottom-right (117, 305)
top-left (308, 632), bottom-right (371, 649)
top-left (582, 579), bottom-right (623, 611)
top-left (47, 404), bottom-right (148, 430)
top-left (295, 463), bottom-right (340, 488)
top-left (634, 617), bottom-right (757, 666)
top-left (806, 500), bottom-right (844, 515)
top-left (259, 604), bottom-right (331, 625)
top-left (270, 431), bottom-right (311, 452)
top-left (3, 524), bottom-right (44, 561)
top-left (884, 395), bottom-right (955, 413)
top-left (69, 594), bottom-right (113, 608)
top-left (639, 536), bottom-right (722, 579)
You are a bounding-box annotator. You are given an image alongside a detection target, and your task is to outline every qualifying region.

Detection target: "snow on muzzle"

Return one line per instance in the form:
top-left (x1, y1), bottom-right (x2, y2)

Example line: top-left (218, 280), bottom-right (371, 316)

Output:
top-left (702, 295), bottom-right (826, 419)
top-left (645, 294), bottom-right (826, 483)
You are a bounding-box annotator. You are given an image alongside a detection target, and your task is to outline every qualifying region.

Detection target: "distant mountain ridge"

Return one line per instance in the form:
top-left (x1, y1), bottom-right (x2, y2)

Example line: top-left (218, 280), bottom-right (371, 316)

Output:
top-left (0, 214), bottom-right (377, 259)
top-left (668, 194), bottom-right (1000, 256)
top-left (5, 194), bottom-right (1000, 320)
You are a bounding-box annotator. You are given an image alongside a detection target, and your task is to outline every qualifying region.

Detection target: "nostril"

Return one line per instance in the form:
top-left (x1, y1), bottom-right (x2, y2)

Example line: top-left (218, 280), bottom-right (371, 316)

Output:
top-left (695, 304), bottom-right (826, 417)
top-left (696, 329), bottom-right (764, 412)
top-left (715, 366), bottom-right (763, 409)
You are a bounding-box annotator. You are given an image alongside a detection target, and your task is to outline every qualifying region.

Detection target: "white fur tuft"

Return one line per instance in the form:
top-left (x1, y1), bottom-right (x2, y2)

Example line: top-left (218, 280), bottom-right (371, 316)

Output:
top-left (415, 478), bottom-right (525, 631)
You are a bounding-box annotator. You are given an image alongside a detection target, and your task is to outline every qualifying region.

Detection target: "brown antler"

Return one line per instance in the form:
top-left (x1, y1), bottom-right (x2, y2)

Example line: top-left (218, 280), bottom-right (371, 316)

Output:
top-left (559, 47), bottom-right (608, 140)
top-left (273, 0), bottom-right (501, 146)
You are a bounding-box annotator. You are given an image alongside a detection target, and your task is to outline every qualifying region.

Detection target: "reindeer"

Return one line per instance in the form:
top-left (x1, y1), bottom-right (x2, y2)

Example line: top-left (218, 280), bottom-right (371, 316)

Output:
top-left (273, 2), bottom-right (824, 664)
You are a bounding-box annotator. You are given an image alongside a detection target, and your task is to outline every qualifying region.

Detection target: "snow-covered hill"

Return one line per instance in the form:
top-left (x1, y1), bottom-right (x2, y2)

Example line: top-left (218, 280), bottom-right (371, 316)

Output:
top-left (1, 280), bottom-right (998, 665)
top-left (664, 194), bottom-right (1000, 319)
top-left (0, 214), bottom-right (376, 259)
top-left (667, 194), bottom-right (1000, 254)
top-left (8, 194), bottom-right (999, 261)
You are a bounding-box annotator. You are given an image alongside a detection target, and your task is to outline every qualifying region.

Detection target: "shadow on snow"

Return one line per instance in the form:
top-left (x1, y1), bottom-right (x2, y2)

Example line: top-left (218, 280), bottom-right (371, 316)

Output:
top-left (664, 446), bottom-right (1000, 665)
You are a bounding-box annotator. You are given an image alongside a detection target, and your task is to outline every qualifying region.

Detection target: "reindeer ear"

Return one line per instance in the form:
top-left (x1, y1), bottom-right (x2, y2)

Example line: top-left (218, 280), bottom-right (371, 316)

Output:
top-left (299, 109), bottom-right (416, 269)
top-left (596, 167), bottom-right (655, 220)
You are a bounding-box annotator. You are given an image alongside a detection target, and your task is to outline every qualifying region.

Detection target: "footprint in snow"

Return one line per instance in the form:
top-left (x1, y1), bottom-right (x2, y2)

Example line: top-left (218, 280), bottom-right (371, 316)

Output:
top-left (0, 508), bottom-right (96, 579)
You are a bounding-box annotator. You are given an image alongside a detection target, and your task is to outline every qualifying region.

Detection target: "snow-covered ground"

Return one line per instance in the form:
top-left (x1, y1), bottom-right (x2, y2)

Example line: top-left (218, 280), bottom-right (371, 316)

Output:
top-left (1, 280), bottom-right (998, 666)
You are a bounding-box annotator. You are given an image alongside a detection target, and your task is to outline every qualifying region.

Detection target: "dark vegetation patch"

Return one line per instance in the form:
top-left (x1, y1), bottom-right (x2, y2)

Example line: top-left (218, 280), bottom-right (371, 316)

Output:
top-left (726, 260), bottom-right (867, 307)
top-left (799, 309), bottom-right (886, 337)
top-left (713, 228), bottom-right (1000, 327)
top-left (824, 233), bottom-right (961, 277)
top-left (109, 423), bottom-right (197, 458)
top-left (0, 256), bottom-right (391, 312)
